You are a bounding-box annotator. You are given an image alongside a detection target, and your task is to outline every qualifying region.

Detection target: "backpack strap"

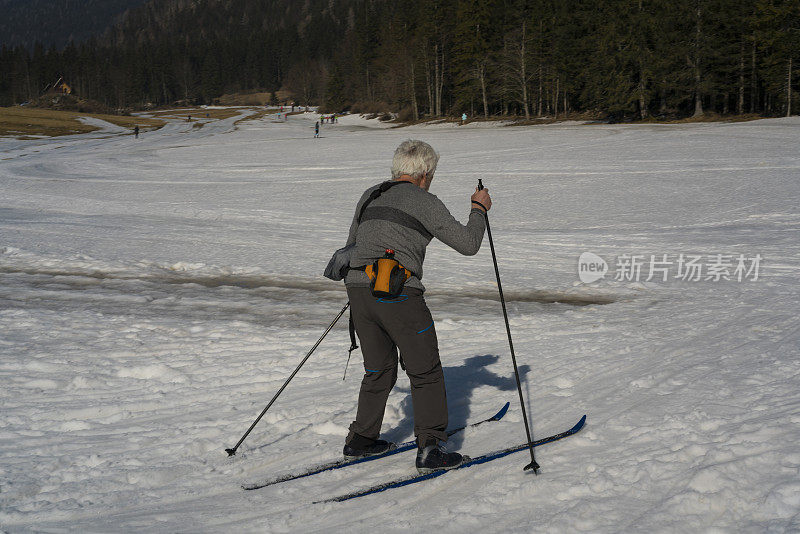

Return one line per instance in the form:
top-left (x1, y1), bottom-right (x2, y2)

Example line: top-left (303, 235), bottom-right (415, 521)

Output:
top-left (357, 180), bottom-right (411, 223)
top-left (343, 311), bottom-right (359, 381)
top-left (357, 181), bottom-right (432, 240)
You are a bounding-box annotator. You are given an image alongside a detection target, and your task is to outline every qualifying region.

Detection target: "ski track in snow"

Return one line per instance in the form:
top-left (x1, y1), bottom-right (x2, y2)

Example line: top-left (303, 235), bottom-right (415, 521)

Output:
top-left (1, 110), bottom-right (799, 532)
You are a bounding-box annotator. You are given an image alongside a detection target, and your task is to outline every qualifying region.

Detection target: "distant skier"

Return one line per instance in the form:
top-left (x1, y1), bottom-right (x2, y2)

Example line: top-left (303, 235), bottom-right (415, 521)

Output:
top-left (332, 113), bottom-right (337, 124)
top-left (461, 112), bottom-right (467, 125)
top-left (315, 121), bottom-right (320, 138)
top-left (133, 125), bottom-right (139, 139)
top-left (325, 139), bottom-right (492, 473)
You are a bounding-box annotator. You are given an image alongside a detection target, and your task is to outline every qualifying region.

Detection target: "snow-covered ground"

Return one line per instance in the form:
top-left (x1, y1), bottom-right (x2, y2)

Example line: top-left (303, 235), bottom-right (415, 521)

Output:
top-left (1, 110), bottom-right (799, 532)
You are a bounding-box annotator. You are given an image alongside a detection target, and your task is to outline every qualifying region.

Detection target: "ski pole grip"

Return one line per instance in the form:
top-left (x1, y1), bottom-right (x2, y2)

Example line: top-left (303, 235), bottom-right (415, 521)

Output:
top-left (477, 179), bottom-right (484, 191)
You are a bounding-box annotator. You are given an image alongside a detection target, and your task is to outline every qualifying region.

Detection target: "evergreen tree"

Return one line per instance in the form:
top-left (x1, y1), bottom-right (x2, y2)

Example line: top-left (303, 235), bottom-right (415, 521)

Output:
top-left (754, 0), bottom-right (800, 116)
top-left (325, 63), bottom-right (348, 111)
top-left (453, 0), bottom-right (494, 117)
top-left (201, 51), bottom-right (223, 104)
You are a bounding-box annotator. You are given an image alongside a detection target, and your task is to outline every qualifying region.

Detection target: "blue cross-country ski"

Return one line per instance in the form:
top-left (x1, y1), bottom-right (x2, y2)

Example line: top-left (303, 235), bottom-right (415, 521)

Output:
top-left (317, 414), bottom-right (587, 503)
top-left (243, 403), bottom-right (510, 491)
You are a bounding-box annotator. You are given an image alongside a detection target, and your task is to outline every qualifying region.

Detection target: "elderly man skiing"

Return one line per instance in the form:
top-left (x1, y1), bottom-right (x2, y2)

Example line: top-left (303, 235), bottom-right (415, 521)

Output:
top-left (326, 139), bottom-right (492, 473)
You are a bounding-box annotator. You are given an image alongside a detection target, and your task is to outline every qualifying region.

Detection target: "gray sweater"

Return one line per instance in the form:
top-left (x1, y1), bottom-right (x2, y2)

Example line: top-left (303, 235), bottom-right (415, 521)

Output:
top-left (344, 180), bottom-right (486, 291)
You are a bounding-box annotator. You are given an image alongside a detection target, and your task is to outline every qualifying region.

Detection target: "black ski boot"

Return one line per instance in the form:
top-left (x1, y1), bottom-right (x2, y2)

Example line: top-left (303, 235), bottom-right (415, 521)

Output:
top-left (415, 438), bottom-right (469, 474)
top-left (343, 433), bottom-right (396, 459)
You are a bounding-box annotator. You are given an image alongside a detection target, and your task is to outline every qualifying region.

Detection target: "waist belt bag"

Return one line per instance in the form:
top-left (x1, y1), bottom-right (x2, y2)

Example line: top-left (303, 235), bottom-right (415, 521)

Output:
top-left (365, 249), bottom-right (411, 298)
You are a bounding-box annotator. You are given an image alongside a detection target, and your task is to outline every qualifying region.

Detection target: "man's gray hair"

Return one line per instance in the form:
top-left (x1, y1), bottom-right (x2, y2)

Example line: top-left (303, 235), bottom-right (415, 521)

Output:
top-left (391, 139), bottom-right (439, 179)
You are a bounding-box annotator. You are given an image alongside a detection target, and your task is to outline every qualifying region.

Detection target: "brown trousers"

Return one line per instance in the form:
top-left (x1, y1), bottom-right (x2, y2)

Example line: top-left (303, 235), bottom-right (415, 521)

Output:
top-left (346, 286), bottom-right (448, 444)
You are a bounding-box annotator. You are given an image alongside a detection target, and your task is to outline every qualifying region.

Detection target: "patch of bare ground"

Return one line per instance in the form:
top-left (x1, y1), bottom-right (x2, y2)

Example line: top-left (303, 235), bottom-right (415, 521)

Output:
top-left (0, 106), bottom-right (164, 138)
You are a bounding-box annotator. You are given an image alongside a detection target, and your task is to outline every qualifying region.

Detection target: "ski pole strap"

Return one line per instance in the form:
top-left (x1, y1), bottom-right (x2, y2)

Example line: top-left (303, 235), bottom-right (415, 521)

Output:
top-left (343, 311), bottom-right (359, 381)
top-left (471, 200), bottom-right (488, 212)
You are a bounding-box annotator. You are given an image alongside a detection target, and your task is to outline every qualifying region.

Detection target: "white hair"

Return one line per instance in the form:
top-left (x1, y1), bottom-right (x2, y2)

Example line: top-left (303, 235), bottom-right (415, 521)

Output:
top-left (391, 139), bottom-right (439, 179)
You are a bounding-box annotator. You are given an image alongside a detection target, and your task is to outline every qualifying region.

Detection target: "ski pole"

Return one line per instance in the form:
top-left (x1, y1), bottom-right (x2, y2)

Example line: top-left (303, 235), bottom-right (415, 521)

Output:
top-left (225, 301), bottom-right (351, 456)
top-left (477, 179), bottom-right (540, 474)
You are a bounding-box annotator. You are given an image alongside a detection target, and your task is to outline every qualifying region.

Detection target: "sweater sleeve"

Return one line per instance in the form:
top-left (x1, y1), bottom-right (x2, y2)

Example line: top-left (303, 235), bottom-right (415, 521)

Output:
top-left (422, 195), bottom-right (486, 256)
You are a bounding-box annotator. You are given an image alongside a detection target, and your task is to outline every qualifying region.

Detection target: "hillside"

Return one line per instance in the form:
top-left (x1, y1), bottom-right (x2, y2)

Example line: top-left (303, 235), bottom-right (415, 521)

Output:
top-left (1, 1), bottom-right (796, 123)
top-left (0, 0), bottom-right (147, 49)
